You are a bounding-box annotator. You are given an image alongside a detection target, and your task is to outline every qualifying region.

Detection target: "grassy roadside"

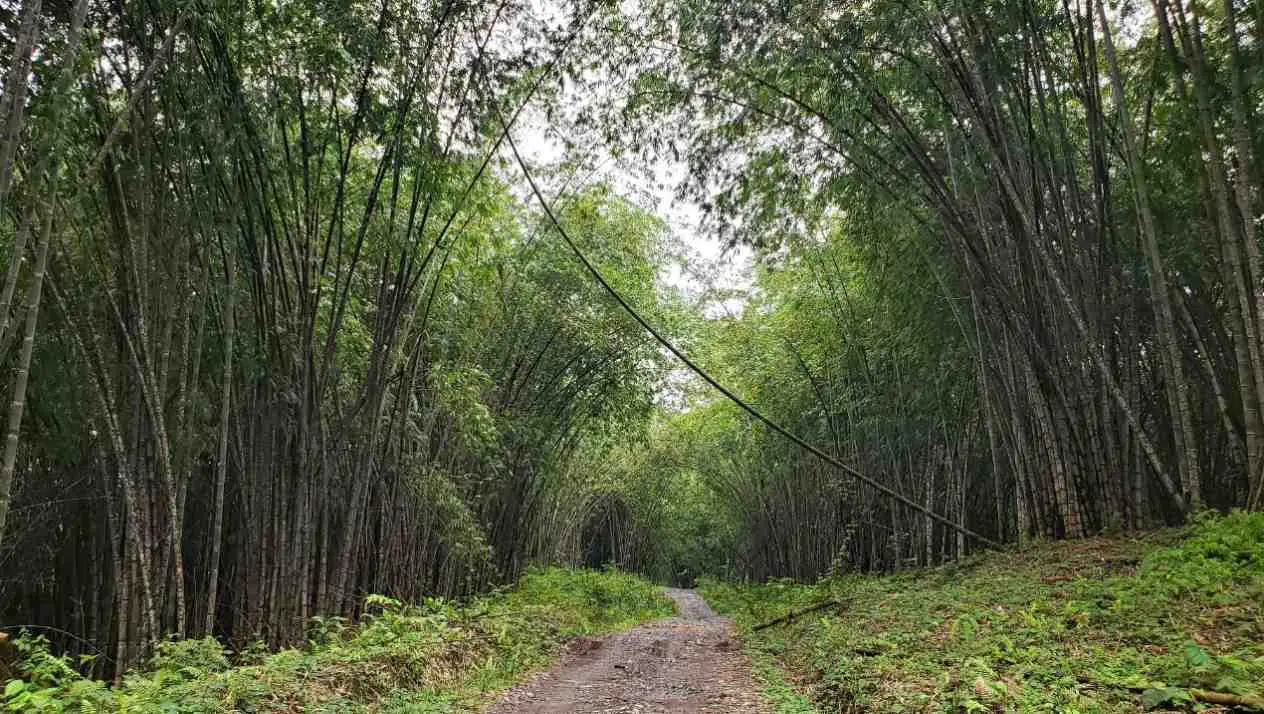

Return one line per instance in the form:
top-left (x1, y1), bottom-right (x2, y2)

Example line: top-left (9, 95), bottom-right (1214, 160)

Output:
top-left (3, 568), bottom-right (673, 713)
top-left (702, 512), bottom-right (1264, 713)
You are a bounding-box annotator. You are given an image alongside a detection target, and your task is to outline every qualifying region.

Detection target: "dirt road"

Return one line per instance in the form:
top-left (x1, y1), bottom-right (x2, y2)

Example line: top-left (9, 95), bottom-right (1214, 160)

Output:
top-left (484, 589), bottom-right (768, 713)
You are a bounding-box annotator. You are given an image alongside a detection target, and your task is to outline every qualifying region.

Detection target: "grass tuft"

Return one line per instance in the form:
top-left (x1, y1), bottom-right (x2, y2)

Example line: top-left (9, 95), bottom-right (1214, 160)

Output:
top-left (702, 512), bottom-right (1264, 713)
top-left (3, 567), bottom-right (673, 713)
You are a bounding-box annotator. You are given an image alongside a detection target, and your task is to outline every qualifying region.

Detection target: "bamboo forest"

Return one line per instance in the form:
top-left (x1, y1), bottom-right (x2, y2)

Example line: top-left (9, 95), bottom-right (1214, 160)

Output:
top-left (0, 0), bottom-right (1262, 711)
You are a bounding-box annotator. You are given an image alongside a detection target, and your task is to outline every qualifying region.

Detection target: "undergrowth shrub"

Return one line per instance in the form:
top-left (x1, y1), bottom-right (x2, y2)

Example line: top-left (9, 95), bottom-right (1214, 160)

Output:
top-left (1138, 510), bottom-right (1264, 597)
top-left (2, 568), bottom-right (672, 713)
top-left (702, 513), bottom-right (1264, 714)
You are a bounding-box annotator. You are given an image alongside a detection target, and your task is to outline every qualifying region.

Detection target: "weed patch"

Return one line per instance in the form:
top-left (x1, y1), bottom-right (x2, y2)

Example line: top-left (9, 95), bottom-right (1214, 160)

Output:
top-left (702, 512), bottom-right (1264, 713)
top-left (3, 568), bottom-right (673, 713)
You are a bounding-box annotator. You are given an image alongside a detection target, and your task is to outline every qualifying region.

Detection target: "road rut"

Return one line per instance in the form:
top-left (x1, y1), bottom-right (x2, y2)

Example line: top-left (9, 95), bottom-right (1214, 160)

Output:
top-left (484, 588), bottom-right (767, 713)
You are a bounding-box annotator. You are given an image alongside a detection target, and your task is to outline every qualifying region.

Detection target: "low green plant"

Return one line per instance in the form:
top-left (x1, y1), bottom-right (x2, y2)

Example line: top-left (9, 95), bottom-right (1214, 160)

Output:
top-left (702, 513), bottom-right (1264, 713)
top-left (2, 635), bottom-right (115, 712)
top-left (2, 567), bottom-right (673, 713)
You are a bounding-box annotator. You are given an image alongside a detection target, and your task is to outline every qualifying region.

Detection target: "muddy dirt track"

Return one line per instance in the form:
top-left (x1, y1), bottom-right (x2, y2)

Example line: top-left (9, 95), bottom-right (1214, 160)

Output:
top-left (484, 589), bottom-right (768, 713)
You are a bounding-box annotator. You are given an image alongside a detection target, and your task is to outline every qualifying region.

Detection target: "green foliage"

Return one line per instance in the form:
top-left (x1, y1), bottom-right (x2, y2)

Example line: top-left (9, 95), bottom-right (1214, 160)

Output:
top-left (655, 470), bottom-right (736, 585)
top-left (701, 515), bottom-right (1264, 713)
top-left (747, 652), bottom-right (822, 714)
top-left (2, 569), bottom-right (672, 713)
top-left (602, 210), bottom-right (988, 581)
top-left (2, 0), bottom-right (682, 661)
top-left (1, 636), bottom-right (114, 713)
top-left (591, 0), bottom-right (1264, 585)
top-left (1138, 511), bottom-right (1264, 598)
top-left (146, 639), bottom-right (231, 676)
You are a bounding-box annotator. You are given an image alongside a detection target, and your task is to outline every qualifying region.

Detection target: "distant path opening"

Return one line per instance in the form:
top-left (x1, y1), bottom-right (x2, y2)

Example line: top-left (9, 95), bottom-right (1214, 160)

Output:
top-left (484, 589), bottom-right (768, 713)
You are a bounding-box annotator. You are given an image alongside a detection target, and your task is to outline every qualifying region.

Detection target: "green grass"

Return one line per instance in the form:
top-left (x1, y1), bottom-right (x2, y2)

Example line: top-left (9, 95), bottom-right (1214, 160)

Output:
top-left (701, 511), bottom-right (1264, 713)
top-left (3, 567), bottom-right (674, 713)
top-left (746, 647), bottom-right (821, 714)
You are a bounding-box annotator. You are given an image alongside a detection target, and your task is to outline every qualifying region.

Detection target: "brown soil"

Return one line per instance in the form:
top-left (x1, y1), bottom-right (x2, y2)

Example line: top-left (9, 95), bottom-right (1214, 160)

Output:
top-left (483, 589), bottom-right (768, 713)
